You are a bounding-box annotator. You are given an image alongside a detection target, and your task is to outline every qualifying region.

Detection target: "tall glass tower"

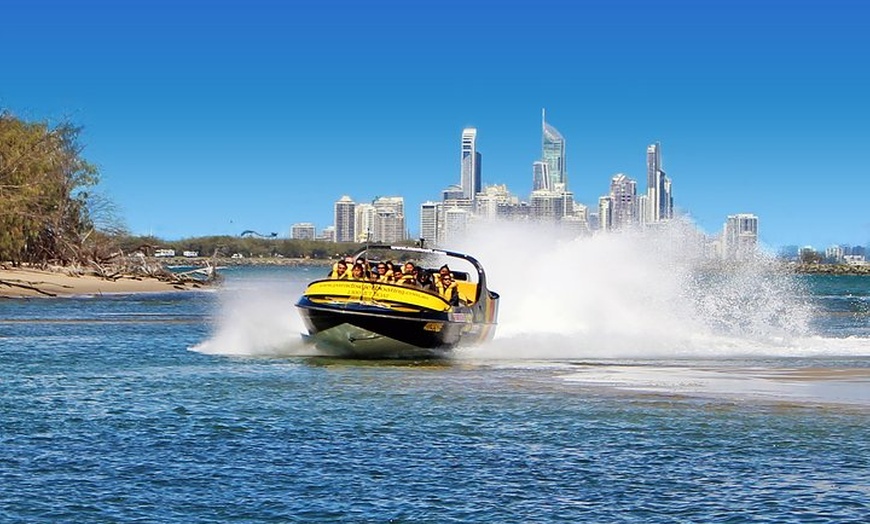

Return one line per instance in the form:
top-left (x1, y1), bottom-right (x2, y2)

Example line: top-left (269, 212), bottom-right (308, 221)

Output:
top-left (646, 142), bottom-right (672, 223)
top-left (542, 109), bottom-right (566, 190)
top-left (460, 128), bottom-right (481, 201)
top-left (532, 160), bottom-right (550, 191)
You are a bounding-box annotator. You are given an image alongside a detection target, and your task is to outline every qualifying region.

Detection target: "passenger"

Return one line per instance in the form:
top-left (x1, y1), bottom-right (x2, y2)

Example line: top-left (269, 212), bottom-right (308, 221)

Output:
top-left (350, 262), bottom-right (367, 280)
top-left (358, 259), bottom-right (372, 279)
top-left (435, 264), bottom-right (451, 286)
top-left (416, 269), bottom-right (436, 291)
top-left (436, 272), bottom-right (460, 306)
top-left (374, 262), bottom-right (390, 282)
top-left (396, 263), bottom-right (418, 287)
top-left (329, 260), bottom-right (350, 279)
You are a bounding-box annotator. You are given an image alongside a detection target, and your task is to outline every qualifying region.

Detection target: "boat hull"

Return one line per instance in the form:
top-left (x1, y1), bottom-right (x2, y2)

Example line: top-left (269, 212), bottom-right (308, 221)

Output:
top-left (296, 299), bottom-right (475, 359)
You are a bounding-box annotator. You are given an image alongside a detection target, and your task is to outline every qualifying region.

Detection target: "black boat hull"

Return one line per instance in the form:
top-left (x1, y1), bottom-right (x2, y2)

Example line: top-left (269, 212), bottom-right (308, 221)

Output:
top-left (296, 299), bottom-right (478, 359)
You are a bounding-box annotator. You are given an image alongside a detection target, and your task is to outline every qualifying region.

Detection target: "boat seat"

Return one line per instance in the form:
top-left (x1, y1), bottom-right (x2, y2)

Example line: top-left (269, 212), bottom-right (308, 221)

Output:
top-left (456, 281), bottom-right (477, 305)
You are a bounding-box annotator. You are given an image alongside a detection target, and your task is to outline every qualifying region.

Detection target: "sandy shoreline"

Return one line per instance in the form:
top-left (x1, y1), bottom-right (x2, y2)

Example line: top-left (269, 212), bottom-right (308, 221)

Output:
top-left (0, 267), bottom-right (207, 298)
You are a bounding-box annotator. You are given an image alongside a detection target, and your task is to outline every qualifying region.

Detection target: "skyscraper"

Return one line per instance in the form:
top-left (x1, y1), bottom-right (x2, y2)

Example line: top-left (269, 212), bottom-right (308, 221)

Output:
top-left (637, 194), bottom-right (649, 227)
top-left (542, 109), bottom-right (567, 190)
top-left (532, 160), bottom-right (550, 191)
top-left (609, 173), bottom-right (638, 230)
top-left (334, 195), bottom-right (356, 242)
top-left (646, 142), bottom-right (673, 223)
top-left (598, 196), bottom-right (613, 232)
top-left (420, 201), bottom-right (439, 246)
top-left (460, 128), bottom-right (481, 201)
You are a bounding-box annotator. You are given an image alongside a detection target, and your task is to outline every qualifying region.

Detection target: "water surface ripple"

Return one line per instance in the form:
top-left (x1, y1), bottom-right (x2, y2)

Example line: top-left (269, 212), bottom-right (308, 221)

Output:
top-left (1, 271), bottom-right (868, 522)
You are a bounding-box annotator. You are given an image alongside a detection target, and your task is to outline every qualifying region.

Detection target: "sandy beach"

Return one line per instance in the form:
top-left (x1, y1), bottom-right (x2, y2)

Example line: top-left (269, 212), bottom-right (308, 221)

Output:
top-left (0, 267), bottom-right (206, 298)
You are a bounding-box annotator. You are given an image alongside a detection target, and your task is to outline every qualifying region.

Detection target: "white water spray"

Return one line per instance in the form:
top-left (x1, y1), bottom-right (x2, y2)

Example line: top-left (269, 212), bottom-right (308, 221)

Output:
top-left (445, 219), bottom-right (870, 359)
top-left (192, 221), bottom-right (870, 360)
top-left (191, 271), bottom-right (317, 357)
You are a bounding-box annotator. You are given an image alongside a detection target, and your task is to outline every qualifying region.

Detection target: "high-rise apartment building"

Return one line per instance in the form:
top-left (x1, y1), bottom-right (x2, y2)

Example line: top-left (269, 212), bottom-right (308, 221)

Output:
top-left (318, 225), bottom-right (336, 242)
top-left (530, 189), bottom-right (574, 221)
top-left (598, 196), bottom-right (613, 232)
top-left (560, 214), bottom-right (589, 237)
top-left (573, 202), bottom-right (590, 234)
top-left (442, 206), bottom-right (471, 245)
top-left (637, 194), bottom-right (649, 227)
top-left (290, 222), bottom-right (316, 240)
top-left (723, 213), bottom-right (759, 260)
top-left (646, 142), bottom-right (673, 223)
top-left (442, 184), bottom-right (465, 201)
top-left (334, 195), bottom-right (356, 242)
top-left (372, 196), bottom-right (405, 243)
top-left (354, 203), bottom-right (375, 242)
top-left (420, 201), bottom-right (439, 246)
top-left (460, 128), bottom-right (481, 201)
top-left (825, 245), bottom-right (845, 263)
top-left (441, 175), bottom-right (474, 241)
top-left (542, 109), bottom-right (567, 190)
top-left (475, 184), bottom-right (519, 220)
top-left (609, 173), bottom-right (638, 230)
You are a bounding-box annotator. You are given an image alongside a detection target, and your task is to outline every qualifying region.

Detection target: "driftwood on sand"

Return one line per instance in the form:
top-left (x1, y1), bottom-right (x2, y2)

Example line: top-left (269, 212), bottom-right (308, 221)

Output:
top-left (0, 277), bottom-right (66, 297)
top-left (0, 253), bottom-right (221, 298)
top-left (83, 252), bottom-right (222, 285)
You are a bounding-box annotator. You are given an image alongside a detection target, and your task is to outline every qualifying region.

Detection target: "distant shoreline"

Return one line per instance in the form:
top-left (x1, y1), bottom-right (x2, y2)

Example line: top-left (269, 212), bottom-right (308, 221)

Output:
top-left (162, 256), bottom-right (333, 267)
top-left (790, 263), bottom-right (870, 276)
top-left (172, 256), bottom-right (870, 275)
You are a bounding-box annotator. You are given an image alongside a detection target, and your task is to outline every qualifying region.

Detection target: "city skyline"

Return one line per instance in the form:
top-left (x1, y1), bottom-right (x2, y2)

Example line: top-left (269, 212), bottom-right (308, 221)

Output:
top-left (2, 1), bottom-right (867, 250)
top-left (307, 125), bottom-right (774, 261)
top-left (313, 120), bottom-right (642, 241)
top-left (301, 126), bottom-right (844, 255)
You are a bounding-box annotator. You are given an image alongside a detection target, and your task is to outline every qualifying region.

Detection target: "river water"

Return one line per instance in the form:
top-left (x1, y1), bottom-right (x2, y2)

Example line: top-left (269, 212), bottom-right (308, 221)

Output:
top-left (1, 261), bottom-right (868, 522)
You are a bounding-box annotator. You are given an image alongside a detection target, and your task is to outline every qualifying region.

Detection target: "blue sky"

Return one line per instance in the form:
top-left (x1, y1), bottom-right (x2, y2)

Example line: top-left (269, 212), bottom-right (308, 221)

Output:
top-left (3, 0), bottom-right (868, 249)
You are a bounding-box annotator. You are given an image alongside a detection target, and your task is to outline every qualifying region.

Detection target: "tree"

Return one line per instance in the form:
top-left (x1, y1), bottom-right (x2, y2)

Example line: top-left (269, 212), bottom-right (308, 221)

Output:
top-left (0, 111), bottom-right (102, 265)
top-left (799, 249), bottom-right (823, 265)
